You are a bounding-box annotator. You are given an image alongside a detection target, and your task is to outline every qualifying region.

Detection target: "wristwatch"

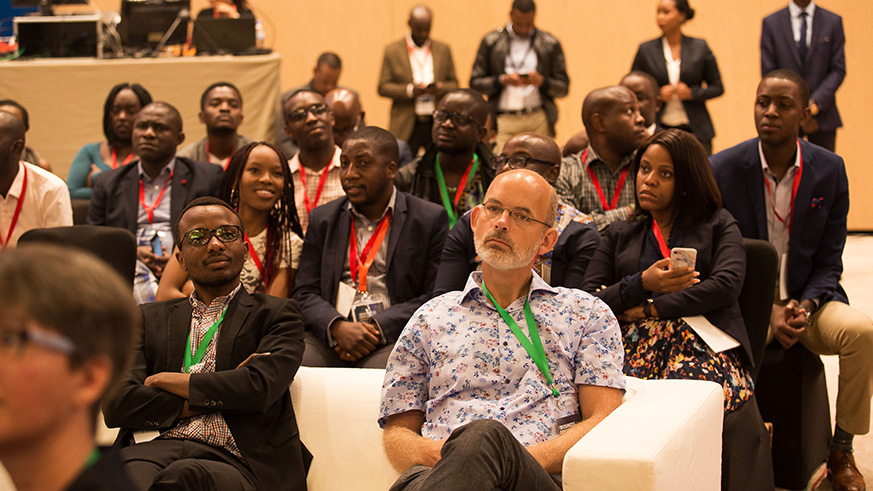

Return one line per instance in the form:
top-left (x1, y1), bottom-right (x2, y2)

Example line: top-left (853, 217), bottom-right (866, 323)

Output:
top-left (642, 298), bottom-right (654, 318)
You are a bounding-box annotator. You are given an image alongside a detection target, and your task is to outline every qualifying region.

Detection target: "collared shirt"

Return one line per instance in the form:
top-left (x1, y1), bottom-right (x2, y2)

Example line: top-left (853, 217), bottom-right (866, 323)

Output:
top-left (176, 135), bottom-right (253, 168)
top-left (556, 145), bottom-right (635, 231)
top-left (289, 146), bottom-right (344, 233)
top-left (340, 187), bottom-right (397, 307)
top-left (406, 33), bottom-right (435, 88)
top-left (789, 0), bottom-right (816, 46)
top-left (379, 271), bottom-right (626, 445)
top-left (758, 141), bottom-right (800, 264)
top-left (136, 160), bottom-right (176, 252)
top-left (0, 161), bottom-right (72, 248)
top-left (161, 284), bottom-right (245, 462)
top-left (498, 23), bottom-right (542, 112)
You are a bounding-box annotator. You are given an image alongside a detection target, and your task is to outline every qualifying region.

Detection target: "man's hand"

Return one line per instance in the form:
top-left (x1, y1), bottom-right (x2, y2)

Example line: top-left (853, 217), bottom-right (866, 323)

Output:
top-left (383, 411), bottom-right (446, 471)
top-left (412, 84), bottom-right (428, 97)
top-left (660, 84), bottom-right (676, 101)
top-left (500, 73), bottom-right (524, 86)
top-left (144, 372), bottom-right (191, 399)
top-left (137, 246), bottom-right (170, 277)
top-left (770, 300), bottom-right (807, 349)
top-left (675, 82), bottom-right (692, 100)
top-left (330, 320), bottom-right (381, 362)
top-left (641, 258), bottom-right (699, 293)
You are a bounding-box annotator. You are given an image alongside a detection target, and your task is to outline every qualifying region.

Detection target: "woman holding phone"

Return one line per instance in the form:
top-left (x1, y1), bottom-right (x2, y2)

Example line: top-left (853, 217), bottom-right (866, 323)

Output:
top-left (582, 129), bottom-right (772, 488)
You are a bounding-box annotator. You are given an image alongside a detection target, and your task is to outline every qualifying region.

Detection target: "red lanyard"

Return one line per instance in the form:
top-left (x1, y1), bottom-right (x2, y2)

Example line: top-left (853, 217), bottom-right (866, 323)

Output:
top-left (652, 218), bottom-right (670, 259)
top-left (243, 232), bottom-right (267, 288)
top-left (206, 141), bottom-right (234, 171)
top-left (138, 172), bottom-right (173, 224)
top-left (0, 164), bottom-right (26, 249)
top-left (298, 161), bottom-right (332, 214)
top-left (111, 147), bottom-right (134, 170)
top-left (762, 140), bottom-right (803, 235)
top-left (584, 149), bottom-right (629, 211)
top-left (406, 38), bottom-right (431, 75)
top-left (349, 211), bottom-right (392, 293)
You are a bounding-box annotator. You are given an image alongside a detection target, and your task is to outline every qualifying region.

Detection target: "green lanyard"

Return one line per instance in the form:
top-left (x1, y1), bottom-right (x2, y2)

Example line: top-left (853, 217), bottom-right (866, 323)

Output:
top-left (480, 280), bottom-right (560, 398)
top-left (84, 448), bottom-right (100, 469)
top-left (183, 306), bottom-right (228, 373)
top-left (434, 154), bottom-right (479, 228)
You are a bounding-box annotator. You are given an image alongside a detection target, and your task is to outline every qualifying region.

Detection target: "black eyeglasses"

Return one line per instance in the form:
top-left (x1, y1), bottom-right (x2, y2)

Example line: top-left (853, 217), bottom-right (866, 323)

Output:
top-left (433, 110), bottom-right (482, 127)
top-left (0, 325), bottom-right (76, 358)
top-left (286, 103), bottom-right (329, 123)
top-left (480, 201), bottom-right (550, 228)
top-left (182, 225), bottom-right (243, 247)
top-left (492, 154), bottom-right (559, 171)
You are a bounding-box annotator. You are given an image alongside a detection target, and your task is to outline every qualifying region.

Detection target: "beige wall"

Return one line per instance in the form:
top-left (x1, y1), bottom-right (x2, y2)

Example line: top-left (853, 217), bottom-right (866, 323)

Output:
top-left (86, 0), bottom-right (873, 229)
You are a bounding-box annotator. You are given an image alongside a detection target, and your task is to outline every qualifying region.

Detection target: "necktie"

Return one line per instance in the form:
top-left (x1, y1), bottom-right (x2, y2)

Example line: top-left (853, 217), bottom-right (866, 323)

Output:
top-left (798, 11), bottom-right (809, 62)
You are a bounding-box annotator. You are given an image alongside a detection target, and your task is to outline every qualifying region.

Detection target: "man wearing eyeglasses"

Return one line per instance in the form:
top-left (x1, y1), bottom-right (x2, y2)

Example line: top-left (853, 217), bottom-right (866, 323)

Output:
top-left (435, 132), bottom-right (599, 294)
top-left (0, 245), bottom-right (138, 490)
top-left (283, 89), bottom-right (345, 233)
top-left (380, 169), bottom-right (625, 490)
top-left (293, 126), bottom-right (447, 368)
top-left (103, 197), bottom-right (309, 490)
top-left (396, 89), bottom-right (495, 229)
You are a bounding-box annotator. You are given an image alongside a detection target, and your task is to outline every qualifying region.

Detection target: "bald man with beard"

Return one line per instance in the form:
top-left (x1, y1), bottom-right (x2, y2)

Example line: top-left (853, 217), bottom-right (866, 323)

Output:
top-left (0, 111), bottom-right (71, 248)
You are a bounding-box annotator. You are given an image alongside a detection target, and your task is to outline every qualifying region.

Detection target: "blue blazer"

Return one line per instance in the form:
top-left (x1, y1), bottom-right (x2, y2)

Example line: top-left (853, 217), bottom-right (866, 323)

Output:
top-left (631, 35), bottom-right (724, 142)
top-left (710, 138), bottom-right (849, 305)
top-left (292, 191), bottom-right (448, 344)
top-left (761, 6), bottom-right (845, 132)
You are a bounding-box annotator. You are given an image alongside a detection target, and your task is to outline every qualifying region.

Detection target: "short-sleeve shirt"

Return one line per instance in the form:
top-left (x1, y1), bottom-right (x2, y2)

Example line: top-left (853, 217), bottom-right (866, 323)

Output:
top-left (380, 271), bottom-right (625, 446)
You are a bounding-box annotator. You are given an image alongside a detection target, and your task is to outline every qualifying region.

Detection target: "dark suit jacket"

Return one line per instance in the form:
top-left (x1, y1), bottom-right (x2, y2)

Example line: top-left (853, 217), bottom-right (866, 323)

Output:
top-left (292, 191), bottom-right (448, 344)
top-left (631, 35), bottom-right (724, 142)
top-left (761, 6), bottom-right (845, 132)
top-left (102, 290), bottom-right (308, 490)
top-left (582, 210), bottom-right (751, 363)
top-left (434, 209), bottom-right (601, 295)
top-left (395, 142), bottom-right (495, 208)
top-left (86, 157), bottom-right (223, 236)
top-left (470, 26), bottom-right (569, 133)
top-left (710, 138), bottom-right (848, 305)
top-left (378, 38), bottom-right (459, 142)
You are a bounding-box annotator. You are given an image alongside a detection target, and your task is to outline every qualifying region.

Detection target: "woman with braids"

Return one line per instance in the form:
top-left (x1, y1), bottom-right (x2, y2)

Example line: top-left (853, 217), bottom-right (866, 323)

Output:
top-left (67, 83), bottom-right (152, 199)
top-left (157, 142), bottom-right (304, 300)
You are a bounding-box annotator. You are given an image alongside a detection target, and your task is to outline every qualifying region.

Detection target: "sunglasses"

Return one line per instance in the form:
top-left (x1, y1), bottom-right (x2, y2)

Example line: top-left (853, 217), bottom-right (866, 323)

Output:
top-left (285, 103), bottom-right (329, 123)
top-left (181, 225), bottom-right (243, 247)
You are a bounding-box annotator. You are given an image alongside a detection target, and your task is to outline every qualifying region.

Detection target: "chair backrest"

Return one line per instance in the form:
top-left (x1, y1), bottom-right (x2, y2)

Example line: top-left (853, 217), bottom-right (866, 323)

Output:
top-left (738, 238), bottom-right (779, 380)
top-left (17, 225), bottom-right (137, 285)
top-left (71, 199), bottom-right (91, 225)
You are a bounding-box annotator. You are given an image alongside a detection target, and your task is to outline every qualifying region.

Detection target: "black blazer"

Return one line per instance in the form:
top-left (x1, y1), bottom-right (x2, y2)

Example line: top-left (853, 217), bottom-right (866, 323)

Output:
top-left (102, 290), bottom-right (309, 490)
top-left (292, 191), bottom-right (448, 344)
top-left (631, 35), bottom-right (724, 142)
top-left (582, 210), bottom-right (751, 363)
top-left (87, 157), bottom-right (223, 236)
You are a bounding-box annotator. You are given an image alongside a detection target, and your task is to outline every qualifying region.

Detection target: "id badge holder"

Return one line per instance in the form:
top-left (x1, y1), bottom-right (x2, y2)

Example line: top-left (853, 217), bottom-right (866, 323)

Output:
top-left (415, 94), bottom-right (435, 116)
top-left (351, 291), bottom-right (385, 322)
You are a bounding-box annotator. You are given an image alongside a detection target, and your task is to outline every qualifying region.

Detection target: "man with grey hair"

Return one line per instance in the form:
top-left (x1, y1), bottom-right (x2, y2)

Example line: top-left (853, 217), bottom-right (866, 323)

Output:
top-left (380, 169), bottom-right (625, 490)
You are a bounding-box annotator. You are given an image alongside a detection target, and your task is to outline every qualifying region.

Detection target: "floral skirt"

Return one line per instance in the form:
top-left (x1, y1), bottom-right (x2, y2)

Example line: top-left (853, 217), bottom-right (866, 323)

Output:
top-left (622, 318), bottom-right (754, 414)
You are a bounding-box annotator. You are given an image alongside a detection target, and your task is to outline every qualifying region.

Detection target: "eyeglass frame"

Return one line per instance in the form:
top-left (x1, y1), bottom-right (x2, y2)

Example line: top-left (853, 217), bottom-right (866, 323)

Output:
top-left (181, 225), bottom-right (244, 248)
top-left (0, 324), bottom-right (76, 358)
top-left (491, 154), bottom-right (560, 171)
top-left (433, 110), bottom-right (483, 128)
top-left (479, 200), bottom-right (551, 229)
top-left (285, 103), bottom-right (329, 123)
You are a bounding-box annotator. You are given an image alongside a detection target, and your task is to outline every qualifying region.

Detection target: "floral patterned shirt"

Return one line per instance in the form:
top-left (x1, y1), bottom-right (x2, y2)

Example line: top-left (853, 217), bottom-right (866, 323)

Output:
top-left (379, 271), bottom-right (625, 446)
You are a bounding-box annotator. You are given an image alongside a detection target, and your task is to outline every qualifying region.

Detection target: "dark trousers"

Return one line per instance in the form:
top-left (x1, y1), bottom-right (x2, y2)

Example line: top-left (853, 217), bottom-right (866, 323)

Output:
top-left (407, 118), bottom-right (434, 158)
top-left (804, 129), bottom-right (837, 152)
top-left (119, 439), bottom-right (257, 491)
top-left (301, 331), bottom-right (394, 368)
top-left (390, 419), bottom-right (562, 491)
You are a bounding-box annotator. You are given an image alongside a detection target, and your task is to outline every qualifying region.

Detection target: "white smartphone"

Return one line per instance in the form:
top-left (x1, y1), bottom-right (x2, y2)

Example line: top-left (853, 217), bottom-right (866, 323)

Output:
top-left (670, 247), bottom-right (697, 269)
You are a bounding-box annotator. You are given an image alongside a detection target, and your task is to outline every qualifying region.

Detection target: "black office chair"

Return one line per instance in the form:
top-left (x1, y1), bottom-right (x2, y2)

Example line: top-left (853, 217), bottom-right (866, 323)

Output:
top-left (18, 225), bottom-right (137, 285)
top-left (71, 199), bottom-right (91, 225)
top-left (738, 238), bottom-right (778, 380)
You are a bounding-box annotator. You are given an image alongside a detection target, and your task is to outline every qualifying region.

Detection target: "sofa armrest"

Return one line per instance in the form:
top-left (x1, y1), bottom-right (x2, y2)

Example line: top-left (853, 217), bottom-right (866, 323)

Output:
top-left (562, 377), bottom-right (723, 491)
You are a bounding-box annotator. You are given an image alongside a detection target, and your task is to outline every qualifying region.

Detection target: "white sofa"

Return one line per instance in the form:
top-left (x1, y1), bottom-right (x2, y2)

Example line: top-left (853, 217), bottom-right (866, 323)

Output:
top-left (291, 367), bottom-right (725, 491)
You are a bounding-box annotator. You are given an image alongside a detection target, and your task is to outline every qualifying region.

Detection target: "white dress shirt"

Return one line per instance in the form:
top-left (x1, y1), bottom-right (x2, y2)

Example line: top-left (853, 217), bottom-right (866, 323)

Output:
top-left (0, 161), bottom-right (72, 248)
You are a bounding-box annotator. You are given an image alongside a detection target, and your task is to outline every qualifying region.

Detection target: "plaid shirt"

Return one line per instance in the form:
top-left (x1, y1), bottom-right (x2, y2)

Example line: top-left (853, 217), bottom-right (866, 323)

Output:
top-left (556, 145), bottom-right (636, 231)
top-left (290, 146), bottom-right (345, 233)
top-left (161, 284), bottom-right (245, 462)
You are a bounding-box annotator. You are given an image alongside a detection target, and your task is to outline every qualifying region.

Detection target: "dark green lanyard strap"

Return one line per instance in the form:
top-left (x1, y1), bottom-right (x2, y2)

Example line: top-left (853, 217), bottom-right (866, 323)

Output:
top-left (184, 306), bottom-right (228, 373)
top-left (480, 280), bottom-right (559, 398)
top-left (434, 153), bottom-right (479, 228)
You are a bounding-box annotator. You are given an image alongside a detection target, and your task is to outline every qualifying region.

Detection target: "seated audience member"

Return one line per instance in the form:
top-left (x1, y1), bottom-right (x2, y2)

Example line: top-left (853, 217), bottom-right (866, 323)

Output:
top-left (284, 89), bottom-right (344, 232)
top-left (435, 132), bottom-right (598, 294)
top-left (158, 142), bottom-right (304, 301)
top-left (87, 102), bottom-right (223, 303)
top-left (561, 71), bottom-right (663, 157)
top-left (0, 245), bottom-right (139, 490)
top-left (0, 100), bottom-right (51, 172)
top-left (177, 82), bottom-right (252, 170)
top-left (711, 70), bottom-right (872, 491)
top-left (325, 87), bottom-right (413, 167)
top-left (103, 197), bottom-right (308, 490)
top-left (581, 129), bottom-right (773, 489)
top-left (276, 52), bottom-right (343, 159)
top-left (0, 112), bottom-right (72, 249)
top-left (556, 86), bottom-right (648, 231)
top-left (197, 0), bottom-right (253, 18)
top-left (380, 169), bottom-right (625, 490)
top-left (293, 126), bottom-right (447, 368)
top-left (395, 88), bottom-right (495, 228)
top-left (67, 83), bottom-right (153, 199)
